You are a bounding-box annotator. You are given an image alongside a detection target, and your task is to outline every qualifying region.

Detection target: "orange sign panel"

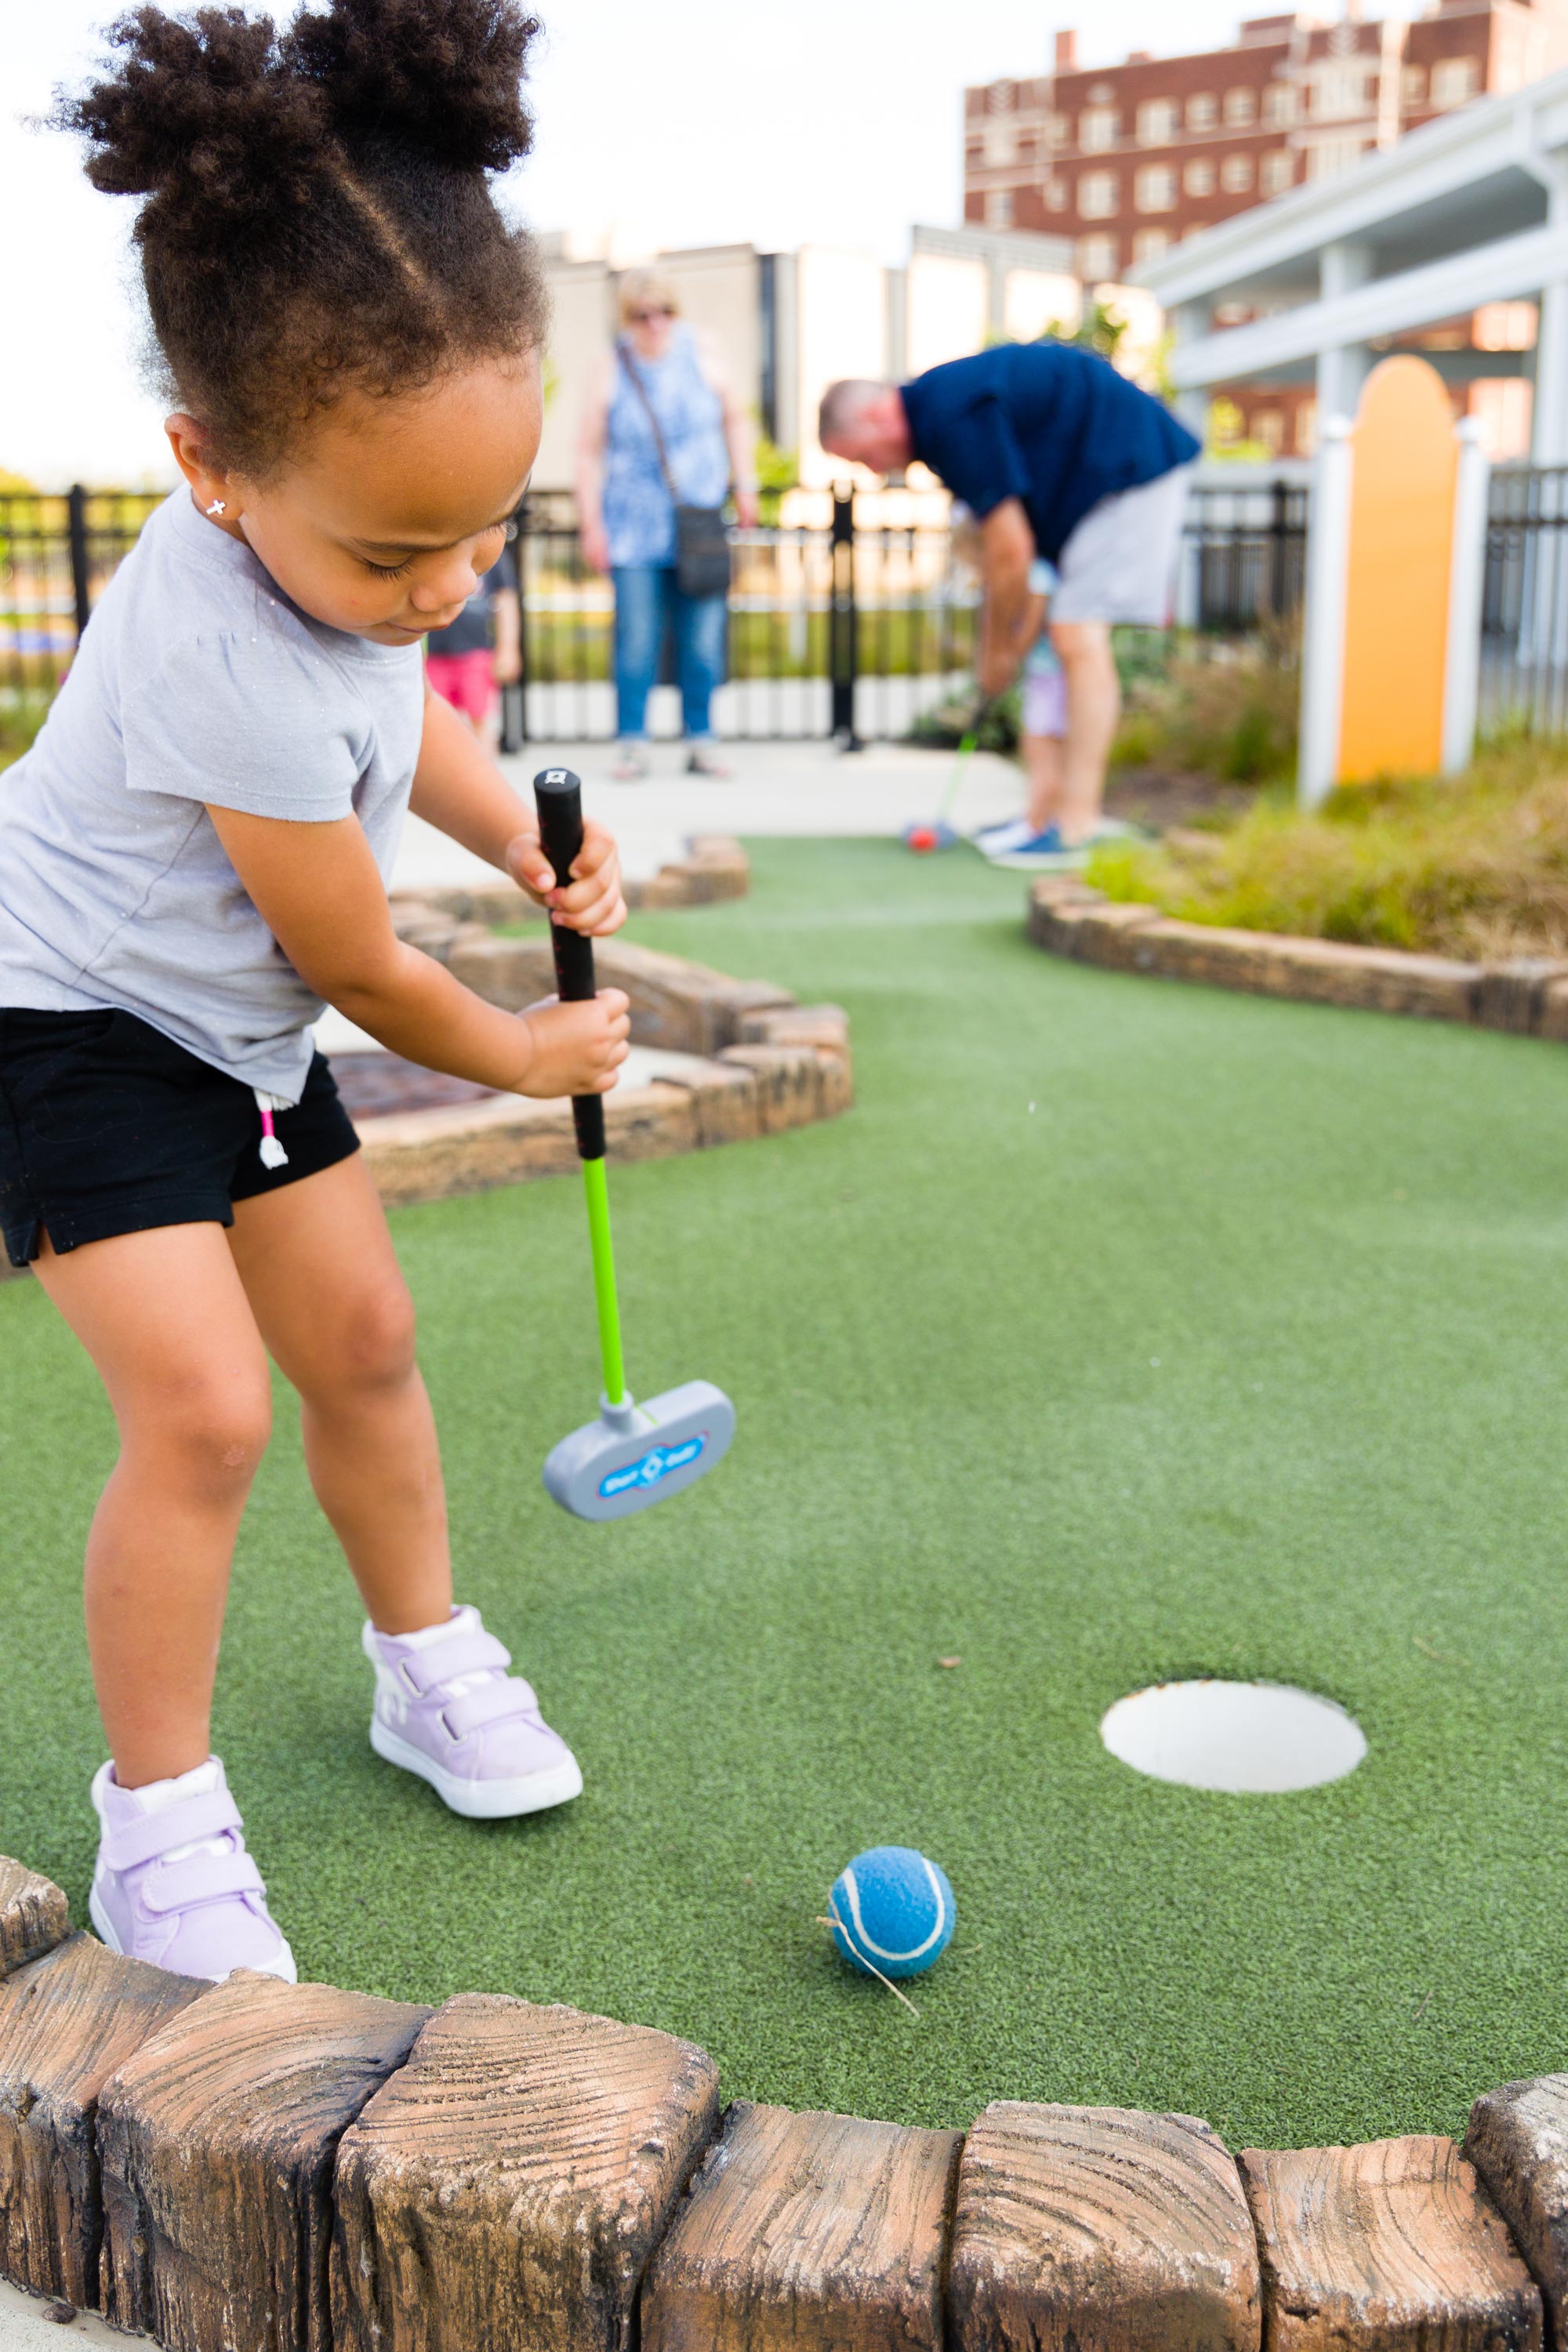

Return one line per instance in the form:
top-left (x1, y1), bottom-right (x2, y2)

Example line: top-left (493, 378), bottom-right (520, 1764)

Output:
top-left (1338, 356), bottom-right (1457, 784)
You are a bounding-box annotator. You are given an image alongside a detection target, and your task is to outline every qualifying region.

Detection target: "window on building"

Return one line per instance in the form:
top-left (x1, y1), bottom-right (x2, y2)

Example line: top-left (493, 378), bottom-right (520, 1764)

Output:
top-left (1188, 91), bottom-right (1218, 129)
top-left (1261, 149), bottom-right (1296, 195)
top-left (1045, 176), bottom-right (1069, 211)
top-left (986, 188), bottom-right (1014, 227)
top-left (966, 140), bottom-right (985, 168)
top-left (1430, 55), bottom-right (1479, 109)
top-left (1138, 99), bottom-right (1178, 144)
top-left (1078, 234), bottom-right (1120, 281)
top-left (1309, 134), bottom-right (1367, 178)
top-left (1402, 64), bottom-right (1426, 107)
top-left (1263, 81), bottom-right (1297, 125)
top-left (1132, 228), bottom-right (1172, 265)
top-left (1079, 169), bottom-right (1120, 218)
top-left (1314, 64), bottom-right (1367, 118)
top-left (1225, 87), bottom-right (1258, 126)
top-left (984, 119), bottom-right (1016, 166)
top-left (1185, 158), bottom-right (1217, 196)
top-left (1135, 165), bottom-right (1177, 212)
top-left (1080, 107), bottom-right (1119, 151)
top-left (1221, 152), bottom-right (1255, 193)
top-left (1254, 409), bottom-right (1285, 456)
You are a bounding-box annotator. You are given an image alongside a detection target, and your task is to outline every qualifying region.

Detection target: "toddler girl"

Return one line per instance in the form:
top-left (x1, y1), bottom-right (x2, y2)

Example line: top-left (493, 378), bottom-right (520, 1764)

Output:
top-left (0, 0), bottom-right (628, 1982)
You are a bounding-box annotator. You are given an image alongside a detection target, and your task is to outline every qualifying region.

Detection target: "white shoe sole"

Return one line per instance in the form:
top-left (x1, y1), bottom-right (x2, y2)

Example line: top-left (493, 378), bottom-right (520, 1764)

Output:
top-left (369, 1717), bottom-right (584, 1820)
top-left (89, 1881), bottom-right (298, 1984)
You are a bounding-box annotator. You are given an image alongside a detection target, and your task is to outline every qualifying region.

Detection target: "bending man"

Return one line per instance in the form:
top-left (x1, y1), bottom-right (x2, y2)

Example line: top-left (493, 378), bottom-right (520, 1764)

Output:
top-left (820, 344), bottom-right (1199, 866)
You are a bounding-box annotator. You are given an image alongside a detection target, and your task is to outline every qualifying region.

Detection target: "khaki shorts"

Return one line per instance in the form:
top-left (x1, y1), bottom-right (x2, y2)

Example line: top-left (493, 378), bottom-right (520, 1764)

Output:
top-left (1051, 462), bottom-right (1196, 626)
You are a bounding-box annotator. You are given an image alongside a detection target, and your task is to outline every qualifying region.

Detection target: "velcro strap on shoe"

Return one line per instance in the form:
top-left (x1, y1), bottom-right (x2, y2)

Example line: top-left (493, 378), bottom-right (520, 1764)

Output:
top-left (397, 1630), bottom-right (511, 1696)
top-left (441, 1678), bottom-right (539, 1740)
top-left (140, 1849), bottom-right (264, 1916)
top-left (102, 1788), bottom-right (245, 1874)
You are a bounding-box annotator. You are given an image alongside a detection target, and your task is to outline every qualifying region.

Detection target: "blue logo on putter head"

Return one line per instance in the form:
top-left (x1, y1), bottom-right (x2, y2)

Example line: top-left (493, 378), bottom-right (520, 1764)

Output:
top-left (600, 1433), bottom-right (706, 1499)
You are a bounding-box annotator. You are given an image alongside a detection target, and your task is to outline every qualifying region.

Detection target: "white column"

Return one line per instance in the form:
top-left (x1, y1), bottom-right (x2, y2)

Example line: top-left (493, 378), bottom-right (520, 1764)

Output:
top-left (1171, 303), bottom-right (1211, 445)
top-left (1298, 415), bottom-right (1356, 810)
top-left (1533, 276), bottom-right (1568, 463)
top-left (1316, 243), bottom-right (1373, 425)
top-left (1443, 419), bottom-right (1491, 776)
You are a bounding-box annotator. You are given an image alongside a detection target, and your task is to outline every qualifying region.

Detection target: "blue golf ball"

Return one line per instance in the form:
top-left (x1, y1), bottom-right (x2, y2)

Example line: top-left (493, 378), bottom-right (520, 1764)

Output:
top-left (829, 1846), bottom-right (955, 1980)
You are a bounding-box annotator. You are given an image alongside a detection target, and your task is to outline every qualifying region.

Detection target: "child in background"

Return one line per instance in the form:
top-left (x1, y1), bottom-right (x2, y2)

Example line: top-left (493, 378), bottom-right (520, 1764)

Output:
top-left (424, 528), bottom-right (521, 750)
top-left (0, 0), bottom-right (628, 1983)
top-left (975, 556), bottom-right (1072, 869)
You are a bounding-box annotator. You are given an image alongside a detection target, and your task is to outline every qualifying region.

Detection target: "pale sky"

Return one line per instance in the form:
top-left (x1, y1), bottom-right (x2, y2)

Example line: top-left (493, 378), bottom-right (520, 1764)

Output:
top-left (2, 0), bottom-right (1332, 486)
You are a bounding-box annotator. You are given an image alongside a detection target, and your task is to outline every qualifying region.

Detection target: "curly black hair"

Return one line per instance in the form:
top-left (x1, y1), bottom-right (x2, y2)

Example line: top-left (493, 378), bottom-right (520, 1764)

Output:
top-left (57, 1), bottom-right (550, 477)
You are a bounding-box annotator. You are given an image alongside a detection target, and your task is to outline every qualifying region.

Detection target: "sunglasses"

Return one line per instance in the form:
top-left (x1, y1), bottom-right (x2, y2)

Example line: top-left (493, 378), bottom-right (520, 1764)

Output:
top-left (630, 306), bottom-right (675, 324)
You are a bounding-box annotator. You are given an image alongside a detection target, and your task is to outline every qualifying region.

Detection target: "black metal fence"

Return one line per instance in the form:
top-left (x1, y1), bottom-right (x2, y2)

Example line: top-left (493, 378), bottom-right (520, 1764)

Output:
top-left (506, 487), bottom-right (975, 746)
top-left (1, 489), bottom-right (165, 695)
top-left (5, 478), bottom-right (1308, 748)
top-left (1176, 478), bottom-right (1308, 636)
top-left (1479, 465), bottom-right (1568, 738)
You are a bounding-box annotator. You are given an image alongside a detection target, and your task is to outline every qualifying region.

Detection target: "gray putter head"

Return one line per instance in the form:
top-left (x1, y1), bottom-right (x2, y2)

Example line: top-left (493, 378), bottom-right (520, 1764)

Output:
top-left (543, 1380), bottom-right (735, 1522)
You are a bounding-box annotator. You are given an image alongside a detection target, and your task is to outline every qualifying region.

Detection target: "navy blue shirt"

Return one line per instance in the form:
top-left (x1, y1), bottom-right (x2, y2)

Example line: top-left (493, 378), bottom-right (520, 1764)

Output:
top-left (901, 344), bottom-right (1200, 564)
top-left (426, 537), bottom-right (518, 659)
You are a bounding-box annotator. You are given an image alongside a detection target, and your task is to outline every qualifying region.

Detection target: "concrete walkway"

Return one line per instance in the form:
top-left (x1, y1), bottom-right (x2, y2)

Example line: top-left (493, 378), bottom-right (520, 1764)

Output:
top-left (394, 738), bottom-right (1025, 893)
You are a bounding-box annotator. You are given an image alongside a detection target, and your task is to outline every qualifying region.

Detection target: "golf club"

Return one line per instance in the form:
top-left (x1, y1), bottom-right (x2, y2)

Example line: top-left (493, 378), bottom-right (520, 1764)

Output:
top-left (903, 699), bottom-right (993, 853)
top-left (532, 767), bottom-right (736, 1521)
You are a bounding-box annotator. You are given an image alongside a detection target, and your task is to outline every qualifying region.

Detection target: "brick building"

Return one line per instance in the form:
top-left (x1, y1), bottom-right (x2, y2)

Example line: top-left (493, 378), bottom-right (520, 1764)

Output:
top-left (964, 2), bottom-right (1568, 286)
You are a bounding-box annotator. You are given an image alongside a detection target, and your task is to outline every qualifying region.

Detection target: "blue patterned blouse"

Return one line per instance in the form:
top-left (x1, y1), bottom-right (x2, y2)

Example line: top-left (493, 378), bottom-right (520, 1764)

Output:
top-left (603, 326), bottom-right (731, 572)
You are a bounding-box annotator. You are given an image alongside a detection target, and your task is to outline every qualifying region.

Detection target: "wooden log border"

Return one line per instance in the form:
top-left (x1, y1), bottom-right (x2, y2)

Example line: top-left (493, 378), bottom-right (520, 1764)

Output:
top-left (1025, 876), bottom-right (1568, 1039)
top-left (2, 1857), bottom-right (1566, 2352)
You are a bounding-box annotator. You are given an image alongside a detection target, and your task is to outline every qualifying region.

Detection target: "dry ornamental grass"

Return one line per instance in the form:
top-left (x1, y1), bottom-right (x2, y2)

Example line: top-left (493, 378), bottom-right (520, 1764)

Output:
top-left (1091, 744), bottom-right (1568, 962)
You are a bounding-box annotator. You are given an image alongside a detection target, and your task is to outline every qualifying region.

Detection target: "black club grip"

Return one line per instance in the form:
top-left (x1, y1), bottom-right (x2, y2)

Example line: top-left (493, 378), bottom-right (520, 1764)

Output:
top-left (532, 766), bottom-right (604, 1162)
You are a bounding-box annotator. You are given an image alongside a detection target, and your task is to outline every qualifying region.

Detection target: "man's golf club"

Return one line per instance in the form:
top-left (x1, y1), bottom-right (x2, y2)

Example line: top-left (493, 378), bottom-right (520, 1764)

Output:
top-left (532, 767), bottom-right (736, 1521)
top-left (902, 699), bottom-right (992, 854)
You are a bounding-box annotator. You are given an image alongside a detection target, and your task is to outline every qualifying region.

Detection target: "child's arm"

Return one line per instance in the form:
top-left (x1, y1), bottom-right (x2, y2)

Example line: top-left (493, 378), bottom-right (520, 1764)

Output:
top-left (206, 802), bottom-right (629, 1100)
top-left (410, 685), bottom-right (623, 932)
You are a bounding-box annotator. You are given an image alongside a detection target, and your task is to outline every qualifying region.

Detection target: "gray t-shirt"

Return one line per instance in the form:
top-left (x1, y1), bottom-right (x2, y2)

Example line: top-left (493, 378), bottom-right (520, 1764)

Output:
top-left (0, 491), bottom-right (425, 1103)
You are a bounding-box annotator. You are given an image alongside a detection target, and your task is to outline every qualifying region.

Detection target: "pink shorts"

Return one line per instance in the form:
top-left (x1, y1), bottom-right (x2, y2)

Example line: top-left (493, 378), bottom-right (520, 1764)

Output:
top-left (1022, 664), bottom-right (1069, 739)
top-left (426, 649), bottom-right (496, 725)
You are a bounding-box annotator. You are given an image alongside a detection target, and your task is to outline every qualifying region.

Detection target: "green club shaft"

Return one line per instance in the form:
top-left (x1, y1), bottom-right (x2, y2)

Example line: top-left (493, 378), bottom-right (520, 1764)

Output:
top-left (937, 729), bottom-right (979, 821)
top-left (582, 1156), bottom-right (627, 1405)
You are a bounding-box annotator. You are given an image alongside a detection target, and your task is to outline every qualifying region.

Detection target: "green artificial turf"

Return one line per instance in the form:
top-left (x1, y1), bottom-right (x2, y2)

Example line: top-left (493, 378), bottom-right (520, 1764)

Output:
top-left (5, 836), bottom-right (1568, 2148)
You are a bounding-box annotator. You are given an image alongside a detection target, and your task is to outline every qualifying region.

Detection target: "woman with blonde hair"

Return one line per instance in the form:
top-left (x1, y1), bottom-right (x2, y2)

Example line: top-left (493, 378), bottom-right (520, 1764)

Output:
top-left (578, 270), bottom-right (757, 779)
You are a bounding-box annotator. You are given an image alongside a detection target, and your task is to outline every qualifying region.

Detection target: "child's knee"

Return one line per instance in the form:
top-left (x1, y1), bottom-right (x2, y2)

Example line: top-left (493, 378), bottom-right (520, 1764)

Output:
top-left (149, 1374), bottom-right (274, 1497)
top-left (321, 1281), bottom-right (419, 1396)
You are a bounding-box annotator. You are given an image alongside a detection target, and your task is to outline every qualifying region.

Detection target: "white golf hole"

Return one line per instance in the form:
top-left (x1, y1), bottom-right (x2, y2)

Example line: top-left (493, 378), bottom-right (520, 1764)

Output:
top-left (1100, 1680), bottom-right (1367, 1794)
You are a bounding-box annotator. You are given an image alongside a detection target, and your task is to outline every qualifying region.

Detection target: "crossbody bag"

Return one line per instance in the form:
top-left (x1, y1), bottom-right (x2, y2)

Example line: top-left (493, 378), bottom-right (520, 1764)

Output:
top-left (615, 339), bottom-right (733, 600)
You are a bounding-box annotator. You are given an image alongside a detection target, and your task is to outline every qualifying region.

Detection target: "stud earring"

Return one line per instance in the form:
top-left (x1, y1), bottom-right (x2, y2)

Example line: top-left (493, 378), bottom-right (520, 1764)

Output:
top-left (205, 499), bottom-right (227, 517)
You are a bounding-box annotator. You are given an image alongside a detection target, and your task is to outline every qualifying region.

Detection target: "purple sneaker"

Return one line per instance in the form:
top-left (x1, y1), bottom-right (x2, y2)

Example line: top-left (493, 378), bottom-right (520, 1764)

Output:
top-left (363, 1605), bottom-right (583, 1820)
top-left (89, 1757), bottom-right (296, 1982)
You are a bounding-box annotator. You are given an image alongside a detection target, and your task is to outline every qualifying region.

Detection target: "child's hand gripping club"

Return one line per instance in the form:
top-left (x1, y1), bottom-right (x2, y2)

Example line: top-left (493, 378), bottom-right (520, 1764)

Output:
top-left (532, 768), bottom-right (736, 1521)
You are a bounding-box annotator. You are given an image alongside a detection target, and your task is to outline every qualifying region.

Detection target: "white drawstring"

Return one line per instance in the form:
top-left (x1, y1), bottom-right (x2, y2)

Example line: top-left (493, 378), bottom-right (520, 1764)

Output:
top-left (253, 1091), bottom-right (289, 1170)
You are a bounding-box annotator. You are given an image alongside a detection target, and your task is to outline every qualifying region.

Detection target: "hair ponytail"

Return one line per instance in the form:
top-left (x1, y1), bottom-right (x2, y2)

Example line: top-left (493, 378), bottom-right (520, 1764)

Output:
top-left (57, 0), bottom-right (548, 477)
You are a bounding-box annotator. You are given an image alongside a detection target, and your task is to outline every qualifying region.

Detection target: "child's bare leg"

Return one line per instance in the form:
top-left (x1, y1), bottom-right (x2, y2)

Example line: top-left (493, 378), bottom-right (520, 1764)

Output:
top-left (227, 1156), bottom-right (452, 1635)
top-left (1051, 619), bottom-right (1120, 841)
top-left (31, 1224), bottom-right (274, 1788)
top-left (1023, 731), bottom-right (1065, 833)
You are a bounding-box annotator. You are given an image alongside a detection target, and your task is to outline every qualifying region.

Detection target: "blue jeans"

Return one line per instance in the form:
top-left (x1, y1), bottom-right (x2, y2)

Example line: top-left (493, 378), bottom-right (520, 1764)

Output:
top-left (612, 565), bottom-right (727, 742)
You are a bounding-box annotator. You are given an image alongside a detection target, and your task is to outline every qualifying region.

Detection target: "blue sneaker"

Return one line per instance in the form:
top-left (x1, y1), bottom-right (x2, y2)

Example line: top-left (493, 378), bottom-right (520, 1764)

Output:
top-left (991, 821), bottom-right (1136, 871)
top-left (989, 824), bottom-right (1087, 869)
top-left (973, 815), bottom-right (1032, 853)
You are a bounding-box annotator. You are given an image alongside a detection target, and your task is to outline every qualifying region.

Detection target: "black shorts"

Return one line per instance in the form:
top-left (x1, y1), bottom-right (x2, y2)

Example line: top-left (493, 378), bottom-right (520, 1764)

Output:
top-left (0, 1007), bottom-right (360, 1269)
